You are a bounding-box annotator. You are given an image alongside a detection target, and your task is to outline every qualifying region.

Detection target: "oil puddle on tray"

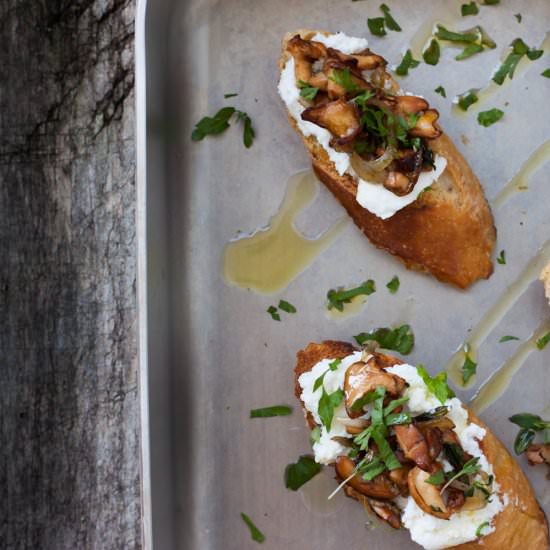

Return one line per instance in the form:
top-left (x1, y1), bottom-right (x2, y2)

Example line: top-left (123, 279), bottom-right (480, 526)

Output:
top-left (223, 170), bottom-right (348, 294)
top-left (325, 294), bottom-right (368, 321)
top-left (300, 469), bottom-right (345, 517)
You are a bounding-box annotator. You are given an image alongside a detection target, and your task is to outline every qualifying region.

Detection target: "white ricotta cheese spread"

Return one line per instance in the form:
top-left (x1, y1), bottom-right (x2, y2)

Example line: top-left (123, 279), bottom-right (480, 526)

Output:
top-left (277, 32), bottom-right (447, 219)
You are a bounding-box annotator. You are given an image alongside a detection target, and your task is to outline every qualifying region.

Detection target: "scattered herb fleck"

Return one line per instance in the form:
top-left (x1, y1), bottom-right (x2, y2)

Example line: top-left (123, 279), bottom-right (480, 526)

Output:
top-left (330, 67), bottom-right (361, 94)
top-left (386, 275), bottom-right (400, 294)
top-left (499, 335), bottom-right (520, 343)
top-left (514, 13), bottom-right (522, 23)
top-left (267, 305), bottom-right (280, 321)
top-left (241, 513), bottom-right (265, 543)
top-left (478, 108), bottom-right (504, 127)
top-left (435, 24), bottom-right (478, 43)
top-left (395, 49), bottom-right (420, 76)
top-left (318, 388), bottom-right (344, 430)
top-left (457, 90), bottom-right (479, 111)
top-left (250, 405), bottom-right (293, 418)
top-left (435, 85), bottom-right (447, 97)
top-left (297, 80), bottom-right (319, 101)
top-left (496, 249), bottom-right (506, 263)
top-left (354, 324), bottom-right (414, 354)
top-left (536, 332), bottom-right (550, 350)
top-left (380, 3), bottom-right (402, 31)
top-left (509, 412), bottom-right (550, 454)
top-left (224, 92), bottom-right (238, 98)
top-left (417, 365), bottom-right (455, 404)
top-left (329, 358), bottom-right (342, 371)
top-left (476, 521), bottom-right (490, 538)
top-left (493, 38), bottom-right (543, 85)
top-left (461, 2), bottom-right (479, 16)
top-left (456, 43), bottom-right (484, 60)
top-left (483, 0), bottom-right (499, 4)
top-left (285, 455), bottom-right (322, 490)
top-left (425, 469), bottom-right (445, 485)
top-left (542, 69), bottom-right (550, 78)
top-left (367, 17), bottom-right (387, 37)
top-left (461, 353), bottom-right (477, 384)
top-left (423, 39), bottom-right (441, 65)
top-left (327, 280), bottom-right (376, 311)
top-left (278, 299), bottom-right (297, 313)
top-left (192, 106), bottom-right (255, 148)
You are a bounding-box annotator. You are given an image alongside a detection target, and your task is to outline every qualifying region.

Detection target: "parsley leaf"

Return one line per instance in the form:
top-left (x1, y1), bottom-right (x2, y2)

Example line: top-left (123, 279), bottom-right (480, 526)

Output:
top-left (329, 67), bottom-right (361, 94)
top-left (435, 85), bottom-right (447, 97)
top-left (386, 275), bottom-right (400, 294)
top-left (313, 370), bottom-right (328, 392)
top-left (493, 38), bottom-right (543, 85)
top-left (536, 332), bottom-right (550, 350)
top-left (496, 248), bottom-right (506, 263)
top-left (478, 108), bottom-right (504, 127)
top-left (456, 43), bottom-right (484, 60)
top-left (461, 2), bottom-right (479, 16)
top-left (224, 92), bottom-right (238, 98)
top-left (354, 325), bottom-right (414, 355)
top-left (425, 470), bottom-right (445, 485)
top-left (367, 17), bottom-right (387, 37)
top-left (318, 388), bottom-right (344, 430)
top-left (380, 3), bottom-right (402, 31)
top-left (241, 513), bottom-right (265, 543)
top-left (356, 455), bottom-right (387, 480)
top-left (329, 358), bottom-right (342, 371)
top-left (476, 521), bottom-right (490, 538)
top-left (250, 405), bottom-right (293, 418)
top-left (513, 428), bottom-right (536, 454)
top-left (423, 39), bottom-right (441, 65)
top-left (514, 13), bottom-right (522, 23)
top-left (435, 24), bottom-right (478, 43)
top-left (461, 354), bottom-right (477, 384)
top-left (327, 280), bottom-right (376, 311)
top-left (484, 0), bottom-right (499, 4)
top-left (542, 69), bottom-right (550, 78)
top-left (310, 426), bottom-right (321, 445)
top-left (350, 389), bottom-right (380, 412)
top-left (417, 365), bottom-right (455, 404)
top-left (499, 335), bottom-right (519, 343)
top-left (509, 413), bottom-right (550, 430)
top-left (285, 455), bottom-right (322, 490)
top-left (457, 89), bottom-right (479, 111)
top-left (441, 457), bottom-right (481, 492)
top-left (371, 426), bottom-right (402, 470)
top-left (237, 111), bottom-right (255, 148)
top-left (353, 90), bottom-right (375, 109)
top-left (278, 299), bottom-right (297, 313)
top-left (192, 106), bottom-right (236, 141)
top-left (297, 80), bottom-right (319, 101)
top-left (267, 305), bottom-right (280, 321)
top-left (395, 49), bottom-right (420, 76)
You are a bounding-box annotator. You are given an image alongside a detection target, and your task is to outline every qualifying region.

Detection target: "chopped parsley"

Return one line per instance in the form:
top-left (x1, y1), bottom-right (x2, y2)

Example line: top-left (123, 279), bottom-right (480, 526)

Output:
top-left (425, 469), bottom-right (445, 485)
top-left (478, 108), bottom-right (504, 127)
top-left (461, 353), bottom-right (477, 384)
top-left (192, 106), bottom-right (255, 148)
top-left (327, 280), bottom-right (376, 311)
top-left (241, 513), bottom-right (265, 543)
top-left (441, 457), bottom-right (481, 492)
top-left (423, 39), bottom-right (441, 65)
top-left (483, 0), bottom-right (499, 4)
top-left (318, 387), bottom-right (344, 430)
top-left (354, 324), bottom-right (414, 354)
top-left (514, 13), bottom-right (522, 23)
top-left (509, 413), bottom-right (550, 454)
top-left (456, 43), bottom-right (484, 60)
top-left (536, 332), bottom-right (550, 350)
top-left (250, 405), bottom-right (293, 418)
top-left (435, 85), bottom-right (447, 97)
top-left (267, 305), bottom-right (280, 321)
top-left (329, 67), bottom-right (361, 94)
top-left (417, 365), bottom-right (455, 404)
top-left (496, 249), bottom-right (506, 263)
top-left (386, 275), bottom-right (400, 293)
top-left (435, 24), bottom-right (478, 43)
top-left (499, 335), bottom-right (520, 343)
top-left (310, 426), bottom-right (321, 445)
top-left (476, 521), bottom-right (490, 537)
top-left (542, 69), bottom-right (550, 78)
top-left (285, 455), bottom-right (322, 490)
top-left (493, 38), bottom-right (544, 85)
top-left (513, 427), bottom-right (536, 454)
top-left (380, 3), bottom-right (402, 31)
top-left (457, 89), bottom-right (479, 111)
top-left (461, 2), bottom-right (479, 16)
top-left (395, 49), bottom-right (420, 76)
top-left (278, 299), bottom-right (297, 313)
top-left (224, 92), bottom-right (238, 98)
top-left (297, 80), bottom-right (319, 101)
top-left (367, 17), bottom-right (387, 37)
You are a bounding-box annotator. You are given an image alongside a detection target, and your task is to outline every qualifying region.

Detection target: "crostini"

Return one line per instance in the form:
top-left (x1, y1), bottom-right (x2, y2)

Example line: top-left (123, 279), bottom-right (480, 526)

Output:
top-left (278, 30), bottom-right (496, 289)
top-left (294, 340), bottom-right (548, 549)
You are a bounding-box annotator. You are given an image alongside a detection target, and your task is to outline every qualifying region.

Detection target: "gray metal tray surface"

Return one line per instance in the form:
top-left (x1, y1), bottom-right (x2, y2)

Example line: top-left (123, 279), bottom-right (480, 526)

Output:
top-left (137, 0), bottom-right (550, 548)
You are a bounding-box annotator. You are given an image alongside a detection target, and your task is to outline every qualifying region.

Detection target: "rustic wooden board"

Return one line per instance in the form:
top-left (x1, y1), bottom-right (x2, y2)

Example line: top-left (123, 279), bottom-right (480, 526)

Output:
top-left (0, 1), bottom-right (141, 548)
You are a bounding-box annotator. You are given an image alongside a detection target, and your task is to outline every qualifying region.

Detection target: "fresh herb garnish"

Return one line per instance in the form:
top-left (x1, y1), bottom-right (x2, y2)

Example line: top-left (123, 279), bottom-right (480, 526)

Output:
top-left (192, 106), bottom-right (255, 148)
top-left (353, 90), bottom-right (375, 109)
top-left (250, 405), bottom-right (293, 418)
top-left (423, 39), bottom-right (441, 65)
top-left (417, 365), bottom-right (455, 404)
top-left (476, 521), bottom-right (490, 537)
top-left (496, 248), bottom-right (506, 263)
top-left (513, 428), bottom-right (536, 454)
top-left (414, 406), bottom-right (449, 422)
top-left (499, 335), bottom-right (519, 342)
top-left (542, 69), bottom-right (550, 78)
top-left (330, 67), bottom-right (360, 94)
top-left (329, 358), bottom-right (342, 371)
top-left (354, 324), bottom-right (414, 355)
top-left (297, 80), bottom-right (319, 101)
top-left (267, 305), bottom-right (280, 321)
top-left (367, 17), bottom-right (387, 37)
top-left (478, 108), bottom-right (504, 127)
top-left (461, 2), bottom-right (479, 16)
top-left (380, 3), bottom-right (402, 31)
top-left (484, 0), bottom-right (499, 4)
top-left (457, 90), bottom-right (479, 111)
top-left (515, 13), bottom-right (522, 23)
top-left (224, 92), bottom-right (238, 98)
top-left (461, 353), bottom-right (477, 384)
top-left (327, 280), bottom-right (376, 311)
top-left (493, 38), bottom-right (544, 85)
top-left (456, 43), bottom-right (484, 60)
top-left (386, 275), bottom-right (400, 294)
top-left (385, 411), bottom-right (412, 426)
top-left (536, 332), bottom-right (550, 350)
top-left (241, 513), bottom-right (265, 543)
top-left (372, 426), bottom-right (402, 469)
top-left (310, 426), bottom-right (321, 445)
top-left (435, 85), bottom-right (447, 97)
top-left (285, 455), bottom-right (322, 490)
top-left (395, 49), bottom-right (420, 76)
top-left (509, 413), bottom-right (550, 454)
top-left (444, 442), bottom-right (465, 470)
top-left (278, 299), bottom-right (297, 313)
top-left (350, 390), bottom-right (380, 412)
top-left (313, 370), bottom-right (328, 392)
top-left (318, 388), bottom-right (344, 430)
top-left (441, 457), bottom-right (481, 492)
top-left (356, 455), bottom-right (387, 480)
top-left (435, 24), bottom-right (478, 43)
top-left (425, 469), bottom-right (445, 485)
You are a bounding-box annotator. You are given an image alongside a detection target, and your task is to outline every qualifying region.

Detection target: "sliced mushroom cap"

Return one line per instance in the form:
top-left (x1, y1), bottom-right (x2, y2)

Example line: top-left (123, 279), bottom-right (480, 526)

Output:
top-left (335, 456), bottom-right (400, 500)
top-left (409, 109), bottom-right (442, 139)
top-left (383, 171), bottom-right (414, 196)
top-left (353, 50), bottom-right (386, 70)
top-left (287, 35), bottom-right (327, 60)
top-left (387, 464), bottom-right (413, 496)
top-left (368, 498), bottom-right (402, 529)
top-left (416, 416), bottom-right (455, 434)
top-left (302, 99), bottom-right (361, 143)
top-left (394, 424), bottom-right (433, 471)
top-left (526, 443), bottom-right (550, 466)
top-left (424, 427), bottom-right (444, 461)
top-left (408, 466), bottom-right (451, 520)
top-left (461, 488), bottom-right (488, 512)
top-left (395, 95), bottom-right (429, 115)
top-left (343, 357), bottom-right (406, 418)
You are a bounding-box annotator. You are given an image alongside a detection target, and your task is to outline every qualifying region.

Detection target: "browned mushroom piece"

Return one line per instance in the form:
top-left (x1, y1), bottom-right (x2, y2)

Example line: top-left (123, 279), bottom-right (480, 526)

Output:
top-left (409, 109), bottom-right (442, 139)
top-left (424, 427), bottom-right (444, 461)
top-left (393, 149), bottom-right (423, 186)
top-left (335, 456), bottom-right (400, 499)
top-left (446, 487), bottom-right (466, 512)
top-left (394, 424), bottom-right (433, 471)
top-left (368, 498), bottom-right (402, 529)
top-left (526, 443), bottom-right (550, 466)
top-left (353, 49), bottom-right (386, 70)
top-left (408, 466), bottom-right (451, 520)
top-left (394, 95), bottom-right (429, 115)
top-left (383, 171), bottom-right (414, 196)
top-left (388, 464), bottom-right (413, 496)
top-left (287, 35), bottom-right (327, 60)
top-left (302, 99), bottom-right (361, 143)
top-left (416, 416), bottom-right (455, 434)
top-left (343, 358), bottom-right (406, 418)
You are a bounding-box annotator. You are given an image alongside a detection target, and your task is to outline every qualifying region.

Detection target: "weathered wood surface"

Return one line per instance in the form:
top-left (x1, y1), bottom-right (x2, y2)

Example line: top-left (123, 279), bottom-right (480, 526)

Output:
top-left (0, 1), bottom-right (141, 548)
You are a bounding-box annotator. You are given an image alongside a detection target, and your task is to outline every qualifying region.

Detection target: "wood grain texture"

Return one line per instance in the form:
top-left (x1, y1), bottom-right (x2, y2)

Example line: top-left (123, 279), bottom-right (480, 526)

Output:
top-left (0, 1), bottom-right (141, 548)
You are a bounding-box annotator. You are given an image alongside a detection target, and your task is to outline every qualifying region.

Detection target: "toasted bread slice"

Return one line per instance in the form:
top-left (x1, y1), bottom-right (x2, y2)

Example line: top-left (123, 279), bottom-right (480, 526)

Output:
top-left (294, 340), bottom-right (548, 549)
top-left (279, 30), bottom-right (496, 289)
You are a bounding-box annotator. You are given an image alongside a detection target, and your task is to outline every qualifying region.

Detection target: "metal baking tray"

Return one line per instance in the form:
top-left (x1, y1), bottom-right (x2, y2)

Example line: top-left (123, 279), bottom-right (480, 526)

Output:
top-left (137, 0), bottom-right (550, 547)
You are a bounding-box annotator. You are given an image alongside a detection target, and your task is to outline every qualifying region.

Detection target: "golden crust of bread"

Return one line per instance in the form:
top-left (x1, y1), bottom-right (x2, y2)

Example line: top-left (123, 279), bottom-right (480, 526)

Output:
top-left (280, 30), bottom-right (496, 289)
top-left (294, 340), bottom-right (549, 549)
